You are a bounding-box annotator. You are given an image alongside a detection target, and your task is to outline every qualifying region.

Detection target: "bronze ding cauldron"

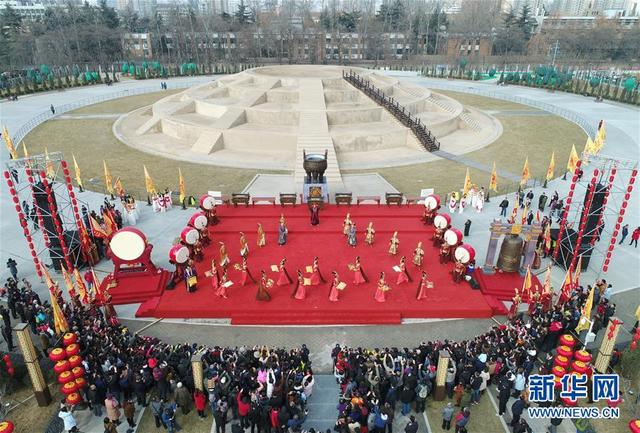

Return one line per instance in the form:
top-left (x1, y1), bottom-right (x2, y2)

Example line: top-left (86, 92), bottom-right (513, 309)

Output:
top-left (496, 234), bottom-right (524, 272)
top-left (303, 150), bottom-right (328, 184)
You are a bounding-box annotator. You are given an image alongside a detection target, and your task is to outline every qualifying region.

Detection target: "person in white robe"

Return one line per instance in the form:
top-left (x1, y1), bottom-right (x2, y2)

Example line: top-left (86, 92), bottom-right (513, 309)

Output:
top-left (448, 191), bottom-right (458, 213)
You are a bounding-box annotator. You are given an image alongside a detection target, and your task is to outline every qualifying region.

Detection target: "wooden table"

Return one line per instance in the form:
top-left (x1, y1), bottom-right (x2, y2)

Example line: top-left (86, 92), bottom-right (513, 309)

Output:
top-left (231, 193), bottom-right (250, 207)
top-left (357, 195), bottom-right (381, 205)
top-left (335, 193), bottom-right (353, 206)
top-left (385, 193), bottom-right (404, 206)
top-left (279, 193), bottom-right (297, 206)
top-left (251, 196), bottom-right (276, 206)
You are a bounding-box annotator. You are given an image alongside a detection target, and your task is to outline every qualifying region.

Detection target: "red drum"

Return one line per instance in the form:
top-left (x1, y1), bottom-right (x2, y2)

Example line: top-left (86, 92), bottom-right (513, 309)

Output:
top-left (65, 344), bottom-right (80, 357)
top-left (61, 380), bottom-right (78, 394)
top-left (54, 360), bottom-right (70, 375)
top-left (68, 355), bottom-right (82, 368)
top-left (110, 227), bottom-right (147, 261)
top-left (433, 213), bottom-right (451, 229)
top-left (189, 212), bottom-right (208, 230)
top-left (65, 392), bottom-right (82, 405)
top-left (58, 370), bottom-right (75, 384)
top-left (454, 244), bottom-right (476, 264)
top-left (557, 345), bottom-right (573, 358)
top-left (424, 194), bottom-right (440, 211)
top-left (62, 333), bottom-right (77, 346)
top-left (574, 350), bottom-right (592, 363)
top-left (552, 366), bottom-right (566, 377)
top-left (559, 334), bottom-right (576, 348)
top-left (71, 366), bottom-right (85, 379)
top-left (49, 347), bottom-right (66, 362)
top-left (199, 194), bottom-right (216, 210)
top-left (571, 360), bottom-right (588, 374)
top-left (554, 355), bottom-right (570, 368)
top-left (180, 227), bottom-right (199, 245)
top-left (444, 228), bottom-right (463, 246)
top-left (169, 244), bottom-right (189, 264)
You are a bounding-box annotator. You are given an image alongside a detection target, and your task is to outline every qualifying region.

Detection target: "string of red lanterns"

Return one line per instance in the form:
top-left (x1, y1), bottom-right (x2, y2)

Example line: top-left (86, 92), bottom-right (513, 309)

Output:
top-left (602, 168), bottom-right (637, 273)
top-left (60, 160), bottom-right (90, 262)
top-left (569, 170), bottom-right (598, 272)
top-left (39, 170), bottom-right (74, 272)
top-left (590, 167), bottom-right (616, 248)
top-left (554, 159), bottom-right (582, 260)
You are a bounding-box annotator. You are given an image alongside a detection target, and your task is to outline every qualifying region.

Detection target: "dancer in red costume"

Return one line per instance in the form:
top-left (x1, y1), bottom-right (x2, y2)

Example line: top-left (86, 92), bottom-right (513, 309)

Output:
top-left (292, 269), bottom-right (306, 300)
top-left (309, 256), bottom-right (325, 285)
top-left (395, 256), bottom-right (412, 285)
top-left (209, 259), bottom-right (220, 291)
top-left (416, 271), bottom-right (432, 300)
top-left (351, 256), bottom-right (368, 285)
top-left (374, 272), bottom-right (390, 302)
top-left (238, 256), bottom-right (256, 286)
top-left (256, 270), bottom-right (272, 301)
top-left (328, 271), bottom-right (342, 302)
top-left (277, 258), bottom-right (293, 286)
top-left (239, 232), bottom-right (249, 258)
top-left (216, 267), bottom-right (230, 299)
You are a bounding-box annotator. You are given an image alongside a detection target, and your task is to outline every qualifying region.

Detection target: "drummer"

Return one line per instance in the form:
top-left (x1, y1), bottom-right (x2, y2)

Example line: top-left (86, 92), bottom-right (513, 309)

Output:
top-left (184, 259), bottom-right (198, 292)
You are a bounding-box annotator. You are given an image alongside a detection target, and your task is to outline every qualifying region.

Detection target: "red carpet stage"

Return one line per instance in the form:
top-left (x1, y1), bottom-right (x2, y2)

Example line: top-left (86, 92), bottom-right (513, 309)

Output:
top-left (120, 204), bottom-right (529, 325)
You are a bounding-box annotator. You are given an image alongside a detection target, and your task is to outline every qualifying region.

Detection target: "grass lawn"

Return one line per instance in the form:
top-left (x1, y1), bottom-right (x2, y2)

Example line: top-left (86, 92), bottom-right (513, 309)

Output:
top-left (26, 91), bottom-right (289, 200)
top-left (347, 113), bottom-right (586, 196)
top-left (436, 90), bottom-right (539, 111)
top-left (71, 90), bottom-right (180, 114)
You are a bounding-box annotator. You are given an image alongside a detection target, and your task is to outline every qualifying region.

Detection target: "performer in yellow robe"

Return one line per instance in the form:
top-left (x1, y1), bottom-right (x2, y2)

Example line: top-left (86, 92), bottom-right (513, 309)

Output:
top-left (219, 241), bottom-right (229, 267)
top-left (413, 241), bottom-right (424, 267)
top-left (256, 223), bottom-right (266, 247)
top-left (343, 213), bottom-right (352, 236)
top-left (365, 222), bottom-right (375, 245)
top-left (388, 231), bottom-right (399, 255)
top-left (239, 232), bottom-right (249, 258)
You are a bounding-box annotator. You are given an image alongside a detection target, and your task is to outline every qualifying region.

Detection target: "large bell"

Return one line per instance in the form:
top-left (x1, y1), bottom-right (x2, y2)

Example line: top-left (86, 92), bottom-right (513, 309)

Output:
top-left (496, 234), bottom-right (524, 272)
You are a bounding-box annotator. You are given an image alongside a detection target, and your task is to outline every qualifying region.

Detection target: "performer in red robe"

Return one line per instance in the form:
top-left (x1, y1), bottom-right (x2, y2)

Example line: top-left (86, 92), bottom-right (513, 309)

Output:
top-left (256, 270), bottom-right (272, 301)
top-left (352, 256), bottom-right (367, 285)
top-left (452, 260), bottom-right (467, 283)
top-left (374, 272), bottom-right (390, 302)
top-left (239, 256), bottom-right (256, 286)
top-left (292, 269), bottom-right (306, 300)
top-left (439, 243), bottom-right (450, 264)
top-left (216, 268), bottom-right (229, 299)
top-left (508, 289), bottom-right (522, 319)
top-left (328, 271), bottom-right (341, 302)
top-left (309, 203), bottom-right (320, 226)
top-left (395, 256), bottom-right (411, 285)
top-left (209, 259), bottom-right (220, 291)
top-left (416, 271), bottom-right (432, 300)
top-left (277, 258), bottom-right (293, 286)
top-left (309, 256), bottom-right (325, 285)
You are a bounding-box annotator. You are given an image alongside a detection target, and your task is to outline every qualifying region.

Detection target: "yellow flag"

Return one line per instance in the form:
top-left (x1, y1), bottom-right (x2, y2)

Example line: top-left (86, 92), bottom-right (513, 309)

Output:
top-left (103, 160), bottom-right (114, 194)
top-left (542, 265), bottom-right (552, 295)
top-left (2, 125), bottom-right (17, 159)
top-left (462, 168), bottom-right (472, 195)
top-left (61, 266), bottom-right (76, 299)
top-left (546, 151), bottom-right (555, 181)
top-left (22, 141), bottom-right (29, 159)
top-left (45, 147), bottom-right (55, 178)
top-left (49, 287), bottom-right (69, 335)
top-left (575, 285), bottom-right (595, 333)
top-left (489, 162), bottom-right (498, 192)
top-left (178, 168), bottom-right (186, 203)
top-left (72, 154), bottom-right (83, 190)
top-left (73, 268), bottom-right (89, 304)
top-left (583, 137), bottom-right (595, 155)
top-left (143, 165), bottom-right (156, 194)
top-left (567, 144), bottom-right (580, 174)
top-left (520, 157), bottom-right (530, 186)
top-left (521, 266), bottom-right (532, 301)
top-left (573, 255), bottom-right (582, 288)
top-left (593, 122), bottom-right (606, 154)
top-left (521, 202), bottom-right (529, 225)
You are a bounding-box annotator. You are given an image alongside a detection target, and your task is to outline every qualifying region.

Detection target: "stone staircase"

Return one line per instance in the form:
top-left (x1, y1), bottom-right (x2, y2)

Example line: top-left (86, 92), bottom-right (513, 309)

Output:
top-left (427, 95), bottom-right (458, 114)
top-left (294, 80), bottom-right (344, 190)
top-left (460, 110), bottom-right (482, 131)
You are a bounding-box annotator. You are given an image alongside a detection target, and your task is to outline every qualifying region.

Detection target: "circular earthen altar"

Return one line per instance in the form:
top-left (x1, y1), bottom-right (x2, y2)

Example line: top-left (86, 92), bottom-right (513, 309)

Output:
top-left (114, 65), bottom-right (501, 173)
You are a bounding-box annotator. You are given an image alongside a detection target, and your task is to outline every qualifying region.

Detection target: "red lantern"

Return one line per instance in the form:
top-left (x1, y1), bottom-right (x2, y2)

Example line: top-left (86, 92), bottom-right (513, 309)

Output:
top-left (571, 360), bottom-right (588, 374)
top-left (9, 188), bottom-right (15, 195)
top-left (574, 350), bottom-right (592, 363)
top-left (61, 380), bottom-right (78, 395)
top-left (552, 366), bottom-right (566, 377)
top-left (63, 333), bottom-right (77, 346)
top-left (554, 355), bottom-right (570, 368)
top-left (71, 366), bottom-right (85, 379)
top-left (631, 341), bottom-right (638, 351)
top-left (2, 172), bottom-right (9, 179)
top-left (65, 343), bottom-right (80, 357)
top-left (559, 335), bottom-right (576, 348)
top-left (68, 354), bottom-right (82, 368)
top-left (74, 377), bottom-right (87, 389)
top-left (557, 345), bottom-right (573, 358)
top-left (6, 367), bottom-right (14, 377)
top-left (54, 360), bottom-right (71, 374)
top-left (49, 347), bottom-right (66, 362)
top-left (628, 419), bottom-right (640, 433)
top-left (561, 396), bottom-right (578, 407)
top-left (65, 392), bottom-right (82, 405)
top-left (0, 421), bottom-right (14, 433)
top-left (58, 370), bottom-right (75, 384)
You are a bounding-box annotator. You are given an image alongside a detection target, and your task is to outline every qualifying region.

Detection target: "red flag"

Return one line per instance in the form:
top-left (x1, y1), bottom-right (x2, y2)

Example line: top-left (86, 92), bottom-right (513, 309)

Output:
top-left (558, 265), bottom-right (574, 304)
top-left (508, 196), bottom-right (519, 224)
top-left (73, 268), bottom-right (89, 304)
top-left (102, 209), bottom-right (117, 236)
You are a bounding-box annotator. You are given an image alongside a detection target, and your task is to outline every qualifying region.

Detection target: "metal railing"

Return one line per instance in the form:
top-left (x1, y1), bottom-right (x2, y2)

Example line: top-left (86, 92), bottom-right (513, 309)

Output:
top-left (343, 70), bottom-right (441, 152)
top-left (420, 81), bottom-right (598, 138)
top-left (10, 79), bottom-right (207, 145)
